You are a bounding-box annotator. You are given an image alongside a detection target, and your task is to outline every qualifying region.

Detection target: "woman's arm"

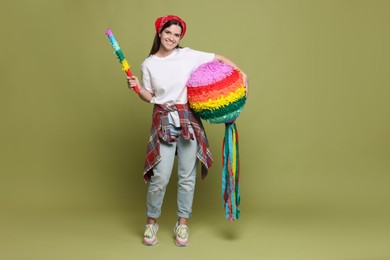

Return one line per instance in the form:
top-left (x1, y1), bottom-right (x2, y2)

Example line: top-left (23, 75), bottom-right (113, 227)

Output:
top-left (127, 76), bottom-right (154, 103)
top-left (214, 54), bottom-right (249, 97)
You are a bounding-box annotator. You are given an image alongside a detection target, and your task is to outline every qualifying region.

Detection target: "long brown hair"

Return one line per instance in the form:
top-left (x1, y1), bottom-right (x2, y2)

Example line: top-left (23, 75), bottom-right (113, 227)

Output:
top-left (148, 20), bottom-right (184, 56)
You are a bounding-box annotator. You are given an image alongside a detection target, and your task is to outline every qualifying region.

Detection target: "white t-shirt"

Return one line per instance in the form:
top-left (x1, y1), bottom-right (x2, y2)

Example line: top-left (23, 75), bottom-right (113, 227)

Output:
top-left (141, 47), bottom-right (215, 105)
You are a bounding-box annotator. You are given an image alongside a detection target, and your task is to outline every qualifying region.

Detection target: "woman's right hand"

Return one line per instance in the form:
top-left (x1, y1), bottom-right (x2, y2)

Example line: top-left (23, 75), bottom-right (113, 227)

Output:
top-left (126, 76), bottom-right (140, 91)
top-left (125, 76), bottom-right (154, 103)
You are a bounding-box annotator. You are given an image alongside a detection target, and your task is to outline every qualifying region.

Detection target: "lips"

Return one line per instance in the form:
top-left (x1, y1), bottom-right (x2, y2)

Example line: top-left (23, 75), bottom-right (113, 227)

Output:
top-left (163, 40), bottom-right (176, 48)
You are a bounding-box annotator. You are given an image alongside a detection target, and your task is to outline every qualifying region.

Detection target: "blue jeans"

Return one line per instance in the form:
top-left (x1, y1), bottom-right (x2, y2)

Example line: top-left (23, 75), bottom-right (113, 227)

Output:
top-left (146, 125), bottom-right (198, 219)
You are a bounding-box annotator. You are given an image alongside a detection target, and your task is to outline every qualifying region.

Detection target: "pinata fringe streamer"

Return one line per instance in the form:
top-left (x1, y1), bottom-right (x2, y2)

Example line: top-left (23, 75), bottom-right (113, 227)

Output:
top-left (222, 122), bottom-right (240, 221)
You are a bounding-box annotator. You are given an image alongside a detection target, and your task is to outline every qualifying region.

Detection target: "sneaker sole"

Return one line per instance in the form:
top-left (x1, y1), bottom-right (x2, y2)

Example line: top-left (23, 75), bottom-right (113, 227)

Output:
top-left (175, 240), bottom-right (190, 247)
top-left (144, 238), bottom-right (158, 246)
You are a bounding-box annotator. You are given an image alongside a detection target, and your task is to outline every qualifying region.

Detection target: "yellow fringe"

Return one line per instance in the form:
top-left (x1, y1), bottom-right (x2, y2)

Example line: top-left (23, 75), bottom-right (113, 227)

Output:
top-left (121, 59), bottom-right (130, 71)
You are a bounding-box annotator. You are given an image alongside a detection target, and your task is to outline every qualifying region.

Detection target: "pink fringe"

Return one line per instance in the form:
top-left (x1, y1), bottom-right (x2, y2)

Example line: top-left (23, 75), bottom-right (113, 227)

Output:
top-left (187, 60), bottom-right (235, 87)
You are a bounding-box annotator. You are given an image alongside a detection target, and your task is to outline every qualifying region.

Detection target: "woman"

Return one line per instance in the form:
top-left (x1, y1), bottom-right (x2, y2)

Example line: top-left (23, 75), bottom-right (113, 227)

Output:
top-left (127, 15), bottom-right (248, 247)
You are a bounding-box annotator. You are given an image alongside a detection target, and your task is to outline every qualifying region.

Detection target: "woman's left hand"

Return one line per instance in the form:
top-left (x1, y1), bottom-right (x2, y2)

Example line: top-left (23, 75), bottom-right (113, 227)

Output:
top-left (240, 70), bottom-right (249, 98)
top-left (214, 54), bottom-right (249, 98)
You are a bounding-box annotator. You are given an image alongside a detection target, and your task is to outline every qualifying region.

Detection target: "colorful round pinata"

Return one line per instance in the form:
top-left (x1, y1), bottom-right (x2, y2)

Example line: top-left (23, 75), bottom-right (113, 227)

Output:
top-left (187, 60), bottom-right (247, 221)
top-left (187, 60), bottom-right (246, 124)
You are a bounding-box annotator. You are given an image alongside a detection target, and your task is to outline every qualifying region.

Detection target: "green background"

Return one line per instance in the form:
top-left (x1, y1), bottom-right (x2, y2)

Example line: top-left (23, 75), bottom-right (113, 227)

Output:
top-left (1, 0), bottom-right (389, 259)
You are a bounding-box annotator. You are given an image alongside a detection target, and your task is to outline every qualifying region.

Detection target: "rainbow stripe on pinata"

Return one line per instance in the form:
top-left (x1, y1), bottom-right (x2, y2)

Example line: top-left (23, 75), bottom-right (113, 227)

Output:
top-left (187, 60), bottom-right (246, 124)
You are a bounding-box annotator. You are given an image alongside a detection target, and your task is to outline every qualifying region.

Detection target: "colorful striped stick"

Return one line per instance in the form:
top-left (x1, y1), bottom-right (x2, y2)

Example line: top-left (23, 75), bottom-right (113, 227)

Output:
top-left (105, 28), bottom-right (140, 93)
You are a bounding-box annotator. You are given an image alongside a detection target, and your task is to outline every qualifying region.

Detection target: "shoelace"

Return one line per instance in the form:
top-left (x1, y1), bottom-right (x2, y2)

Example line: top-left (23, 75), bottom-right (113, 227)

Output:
top-left (176, 225), bottom-right (189, 239)
top-left (144, 224), bottom-right (157, 238)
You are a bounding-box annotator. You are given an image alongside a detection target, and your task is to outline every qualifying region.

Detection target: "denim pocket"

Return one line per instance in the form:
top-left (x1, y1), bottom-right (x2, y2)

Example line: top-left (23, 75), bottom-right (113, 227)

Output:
top-left (167, 124), bottom-right (182, 140)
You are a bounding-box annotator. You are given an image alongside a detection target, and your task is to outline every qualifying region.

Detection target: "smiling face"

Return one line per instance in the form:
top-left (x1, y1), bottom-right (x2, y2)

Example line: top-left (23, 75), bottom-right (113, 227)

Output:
top-left (158, 24), bottom-right (182, 53)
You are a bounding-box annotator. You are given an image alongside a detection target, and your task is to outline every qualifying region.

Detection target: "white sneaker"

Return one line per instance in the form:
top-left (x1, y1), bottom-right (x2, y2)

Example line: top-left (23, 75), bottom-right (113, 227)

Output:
top-left (174, 222), bottom-right (190, 247)
top-left (143, 223), bottom-right (159, 246)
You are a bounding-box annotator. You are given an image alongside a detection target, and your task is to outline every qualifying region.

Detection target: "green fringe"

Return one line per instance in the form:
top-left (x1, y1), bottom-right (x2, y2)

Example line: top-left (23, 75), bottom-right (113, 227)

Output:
top-left (194, 96), bottom-right (246, 120)
top-left (115, 50), bottom-right (125, 61)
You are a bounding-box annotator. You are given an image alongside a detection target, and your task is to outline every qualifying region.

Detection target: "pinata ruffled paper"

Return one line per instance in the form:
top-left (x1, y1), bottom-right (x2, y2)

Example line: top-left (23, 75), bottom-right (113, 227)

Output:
top-left (187, 60), bottom-right (246, 221)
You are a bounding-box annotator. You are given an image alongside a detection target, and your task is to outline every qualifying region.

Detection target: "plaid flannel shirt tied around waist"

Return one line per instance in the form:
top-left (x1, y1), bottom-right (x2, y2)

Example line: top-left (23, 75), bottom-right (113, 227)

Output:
top-left (143, 102), bottom-right (213, 182)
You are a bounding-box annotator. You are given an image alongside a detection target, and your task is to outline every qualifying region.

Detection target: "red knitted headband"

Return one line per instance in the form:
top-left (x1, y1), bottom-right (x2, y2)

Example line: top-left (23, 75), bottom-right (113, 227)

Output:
top-left (154, 15), bottom-right (187, 39)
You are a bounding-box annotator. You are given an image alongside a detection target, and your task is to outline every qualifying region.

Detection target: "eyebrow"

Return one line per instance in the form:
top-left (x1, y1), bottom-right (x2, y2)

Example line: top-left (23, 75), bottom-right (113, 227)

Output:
top-left (164, 29), bottom-right (181, 36)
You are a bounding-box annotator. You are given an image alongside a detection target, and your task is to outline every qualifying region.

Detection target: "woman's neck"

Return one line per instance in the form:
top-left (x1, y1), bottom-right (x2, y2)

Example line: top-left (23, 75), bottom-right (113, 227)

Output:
top-left (155, 48), bottom-right (175, 58)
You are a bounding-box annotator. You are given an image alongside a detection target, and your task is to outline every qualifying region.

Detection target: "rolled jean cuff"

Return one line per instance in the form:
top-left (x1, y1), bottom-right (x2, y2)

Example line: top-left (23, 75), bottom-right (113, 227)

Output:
top-left (177, 212), bottom-right (192, 219)
top-left (147, 212), bottom-right (161, 219)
